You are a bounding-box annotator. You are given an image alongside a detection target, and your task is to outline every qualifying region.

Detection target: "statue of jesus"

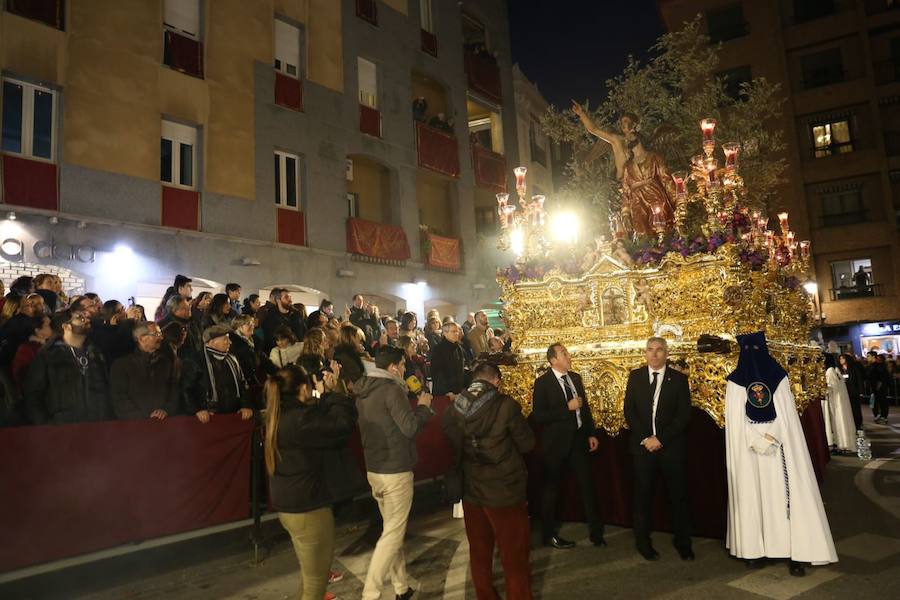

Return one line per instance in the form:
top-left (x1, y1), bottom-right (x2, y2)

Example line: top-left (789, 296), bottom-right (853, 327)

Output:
top-left (572, 102), bottom-right (676, 237)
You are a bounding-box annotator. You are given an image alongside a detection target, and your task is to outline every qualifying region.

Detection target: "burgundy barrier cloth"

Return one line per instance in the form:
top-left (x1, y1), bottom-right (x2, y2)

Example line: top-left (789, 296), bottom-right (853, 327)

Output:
top-left (161, 186), bottom-right (199, 230)
top-left (421, 29), bottom-right (438, 56)
top-left (276, 207), bottom-right (306, 246)
top-left (346, 217), bottom-right (411, 261)
top-left (359, 104), bottom-right (382, 138)
top-left (0, 415), bottom-right (253, 572)
top-left (164, 30), bottom-right (203, 78)
top-left (464, 49), bottom-right (502, 103)
top-left (2, 154), bottom-right (58, 211)
top-left (275, 72), bottom-right (303, 112)
top-left (415, 122), bottom-right (460, 178)
top-left (471, 144), bottom-right (507, 192)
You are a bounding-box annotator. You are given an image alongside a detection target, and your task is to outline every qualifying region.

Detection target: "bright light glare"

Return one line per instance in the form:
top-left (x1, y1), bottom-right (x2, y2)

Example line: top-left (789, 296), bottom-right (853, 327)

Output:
top-left (510, 228), bottom-right (525, 256)
top-left (802, 281), bottom-right (818, 295)
top-left (551, 211), bottom-right (579, 245)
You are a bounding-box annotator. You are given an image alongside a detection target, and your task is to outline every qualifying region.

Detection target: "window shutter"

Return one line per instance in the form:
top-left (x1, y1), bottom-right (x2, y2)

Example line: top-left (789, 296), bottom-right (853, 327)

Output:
top-left (275, 19), bottom-right (300, 75)
top-left (162, 120), bottom-right (198, 145)
top-left (164, 0), bottom-right (200, 36)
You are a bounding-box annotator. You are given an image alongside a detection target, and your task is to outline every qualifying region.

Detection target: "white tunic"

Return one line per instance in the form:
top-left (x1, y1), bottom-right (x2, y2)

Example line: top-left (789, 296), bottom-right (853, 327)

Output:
top-left (725, 378), bottom-right (838, 564)
top-left (825, 367), bottom-right (857, 452)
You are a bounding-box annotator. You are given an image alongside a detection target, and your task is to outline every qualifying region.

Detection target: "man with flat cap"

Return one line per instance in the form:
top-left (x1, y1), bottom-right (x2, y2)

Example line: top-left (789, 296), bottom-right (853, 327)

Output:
top-left (182, 324), bottom-right (253, 423)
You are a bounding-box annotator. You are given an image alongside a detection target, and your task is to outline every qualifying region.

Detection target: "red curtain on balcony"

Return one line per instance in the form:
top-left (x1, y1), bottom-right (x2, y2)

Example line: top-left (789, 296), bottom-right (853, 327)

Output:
top-left (277, 208), bottom-right (306, 246)
top-left (359, 104), bottom-right (382, 137)
top-left (164, 30), bottom-right (203, 78)
top-left (465, 49), bottom-right (502, 103)
top-left (275, 72), bottom-right (303, 111)
top-left (1, 154), bottom-right (57, 211)
top-left (161, 186), bottom-right (200, 230)
top-left (6, 0), bottom-right (63, 29)
top-left (346, 217), bottom-right (411, 261)
top-left (416, 122), bottom-right (460, 177)
top-left (0, 415), bottom-right (253, 572)
top-left (471, 144), bottom-right (507, 192)
top-left (421, 29), bottom-right (438, 56)
top-left (426, 233), bottom-right (461, 271)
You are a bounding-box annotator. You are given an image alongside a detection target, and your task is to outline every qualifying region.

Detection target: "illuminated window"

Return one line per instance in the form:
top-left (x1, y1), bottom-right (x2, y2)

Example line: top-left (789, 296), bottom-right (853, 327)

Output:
top-left (811, 119), bottom-right (852, 158)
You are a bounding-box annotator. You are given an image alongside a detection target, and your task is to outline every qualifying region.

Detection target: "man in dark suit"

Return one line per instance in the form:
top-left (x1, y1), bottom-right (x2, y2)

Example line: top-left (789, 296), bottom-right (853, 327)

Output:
top-left (532, 343), bottom-right (604, 549)
top-left (624, 337), bottom-right (693, 561)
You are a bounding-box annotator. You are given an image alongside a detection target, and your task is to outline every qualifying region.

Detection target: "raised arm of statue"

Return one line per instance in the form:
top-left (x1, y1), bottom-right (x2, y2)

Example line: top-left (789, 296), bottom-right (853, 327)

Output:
top-left (572, 100), bottom-right (629, 180)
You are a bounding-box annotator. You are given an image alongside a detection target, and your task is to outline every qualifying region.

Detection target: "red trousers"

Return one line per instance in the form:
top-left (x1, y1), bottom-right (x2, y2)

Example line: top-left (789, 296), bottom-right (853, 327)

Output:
top-left (462, 501), bottom-right (533, 600)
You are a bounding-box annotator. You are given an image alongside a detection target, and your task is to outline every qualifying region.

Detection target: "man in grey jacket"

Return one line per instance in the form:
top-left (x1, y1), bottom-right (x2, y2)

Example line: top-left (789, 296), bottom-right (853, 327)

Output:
top-left (355, 347), bottom-right (433, 600)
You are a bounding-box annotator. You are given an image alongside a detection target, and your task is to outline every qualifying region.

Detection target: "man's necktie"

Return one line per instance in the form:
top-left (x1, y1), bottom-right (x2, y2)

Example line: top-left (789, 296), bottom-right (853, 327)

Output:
top-left (563, 374), bottom-right (582, 429)
top-left (649, 371), bottom-right (659, 435)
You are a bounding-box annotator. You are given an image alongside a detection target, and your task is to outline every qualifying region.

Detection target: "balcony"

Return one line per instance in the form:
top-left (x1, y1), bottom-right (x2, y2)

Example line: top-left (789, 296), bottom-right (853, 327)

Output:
top-left (416, 122), bottom-right (460, 178)
top-left (471, 144), bottom-right (507, 192)
top-left (360, 104), bottom-right (382, 138)
top-left (161, 185), bottom-right (199, 231)
top-left (424, 231), bottom-right (461, 272)
top-left (276, 208), bottom-right (305, 246)
top-left (464, 48), bottom-right (502, 104)
top-left (421, 29), bottom-right (438, 57)
top-left (274, 72), bottom-right (303, 112)
top-left (346, 217), bottom-right (410, 264)
top-left (829, 283), bottom-right (884, 301)
top-left (820, 209), bottom-right (867, 227)
top-left (164, 29), bottom-right (203, 79)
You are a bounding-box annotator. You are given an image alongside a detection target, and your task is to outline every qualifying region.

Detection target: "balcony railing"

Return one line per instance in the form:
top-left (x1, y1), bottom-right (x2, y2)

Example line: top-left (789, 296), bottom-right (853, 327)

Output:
top-left (360, 104), bottom-right (382, 138)
top-left (346, 217), bottom-right (411, 263)
top-left (820, 210), bottom-right (866, 227)
top-left (464, 47), bottom-right (502, 104)
top-left (471, 143), bottom-right (507, 192)
top-left (416, 122), bottom-right (460, 177)
top-left (812, 140), bottom-right (854, 158)
top-left (829, 283), bottom-right (883, 301)
top-left (274, 72), bottom-right (303, 111)
top-left (164, 29), bottom-right (203, 78)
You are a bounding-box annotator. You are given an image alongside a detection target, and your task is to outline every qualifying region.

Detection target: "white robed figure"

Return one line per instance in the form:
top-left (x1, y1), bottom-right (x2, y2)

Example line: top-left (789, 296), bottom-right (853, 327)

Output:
top-left (725, 332), bottom-right (837, 576)
top-left (823, 353), bottom-right (857, 453)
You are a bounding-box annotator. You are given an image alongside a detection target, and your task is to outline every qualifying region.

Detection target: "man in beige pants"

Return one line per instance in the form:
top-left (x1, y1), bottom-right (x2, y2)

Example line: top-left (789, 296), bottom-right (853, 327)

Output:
top-left (355, 347), bottom-right (434, 600)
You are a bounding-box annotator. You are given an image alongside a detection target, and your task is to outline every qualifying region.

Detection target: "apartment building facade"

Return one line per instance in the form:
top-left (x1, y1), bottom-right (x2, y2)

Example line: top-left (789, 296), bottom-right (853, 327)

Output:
top-left (0, 0), bottom-right (520, 318)
top-left (659, 0), bottom-right (900, 354)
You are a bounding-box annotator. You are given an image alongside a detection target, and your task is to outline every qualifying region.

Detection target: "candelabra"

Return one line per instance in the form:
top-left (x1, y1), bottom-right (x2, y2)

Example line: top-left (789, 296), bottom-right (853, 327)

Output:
top-left (496, 166), bottom-right (550, 262)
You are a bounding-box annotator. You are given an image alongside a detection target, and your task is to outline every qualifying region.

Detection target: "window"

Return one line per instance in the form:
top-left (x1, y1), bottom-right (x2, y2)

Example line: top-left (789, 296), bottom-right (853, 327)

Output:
top-left (529, 117), bottom-right (546, 166)
top-left (462, 13), bottom-right (487, 48)
top-left (161, 120), bottom-right (197, 189)
top-left (820, 186), bottom-right (864, 226)
top-left (794, 0), bottom-right (835, 23)
top-left (274, 150), bottom-right (300, 209)
top-left (830, 258), bottom-right (873, 298)
top-left (358, 57), bottom-right (378, 109)
top-left (811, 118), bottom-right (853, 157)
top-left (475, 206), bottom-right (498, 234)
top-left (347, 192), bottom-right (359, 218)
top-left (274, 19), bottom-right (301, 78)
top-left (1, 78), bottom-right (56, 161)
top-left (6, 0), bottom-right (64, 29)
top-left (707, 4), bottom-right (747, 43)
top-left (717, 65), bottom-right (752, 101)
top-left (164, 0), bottom-right (200, 38)
top-left (800, 48), bottom-right (844, 89)
top-left (356, 0), bottom-right (377, 26)
top-left (419, 0), bottom-right (433, 33)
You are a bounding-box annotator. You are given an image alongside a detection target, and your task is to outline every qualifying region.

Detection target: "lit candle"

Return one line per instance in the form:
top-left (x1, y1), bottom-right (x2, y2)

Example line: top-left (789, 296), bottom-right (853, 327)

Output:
top-left (671, 172), bottom-right (687, 198)
top-left (722, 142), bottom-right (740, 170)
top-left (786, 231), bottom-right (795, 244)
top-left (799, 240), bottom-right (810, 258)
top-left (705, 156), bottom-right (719, 186)
top-left (497, 206), bottom-right (508, 229)
top-left (496, 192), bottom-right (508, 209)
top-left (532, 195), bottom-right (545, 210)
top-left (777, 212), bottom-right (789, 233)
top-left (700, 118), bottom-right (717, 141)
top-left (514, 166), bottom-right (527, 197)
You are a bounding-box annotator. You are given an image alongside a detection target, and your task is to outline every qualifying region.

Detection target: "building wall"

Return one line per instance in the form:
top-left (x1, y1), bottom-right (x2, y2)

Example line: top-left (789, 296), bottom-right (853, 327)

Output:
top-left (659, 0), bottom-right (900, 328)
top-left (0, 0), bottom-right (519, 318)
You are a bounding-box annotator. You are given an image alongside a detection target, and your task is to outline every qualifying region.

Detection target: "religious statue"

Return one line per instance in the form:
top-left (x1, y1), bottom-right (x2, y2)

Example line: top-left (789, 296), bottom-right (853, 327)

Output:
top-left (572, 102), bottom-right (677, 237)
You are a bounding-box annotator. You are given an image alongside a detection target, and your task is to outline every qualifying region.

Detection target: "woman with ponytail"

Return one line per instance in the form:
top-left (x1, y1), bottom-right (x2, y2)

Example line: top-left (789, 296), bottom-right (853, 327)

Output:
top-left (264, 361), bottom-right (357, 600)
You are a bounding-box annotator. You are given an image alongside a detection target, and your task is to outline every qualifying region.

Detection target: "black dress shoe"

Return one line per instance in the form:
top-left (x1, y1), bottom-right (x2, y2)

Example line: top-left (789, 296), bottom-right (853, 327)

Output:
top-left (397, 588), bottom-right (415, 600)
top-left (590, 535), bottom-right (607, 547)
top-left (544, 535), bottom-right (576, 549)
top-left (789, 561), bottom-right (806, 577)
top-left (678, 548), bottom-right (695, 561)
top-left (637, 546), bottom-right (660, 561)
top-left (745, 558), bottom-right (766, 569)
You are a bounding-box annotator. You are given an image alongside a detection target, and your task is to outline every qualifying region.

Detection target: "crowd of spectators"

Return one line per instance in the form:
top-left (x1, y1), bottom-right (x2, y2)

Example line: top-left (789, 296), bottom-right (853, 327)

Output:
top-left (0, 275), bottom-right (513, 428)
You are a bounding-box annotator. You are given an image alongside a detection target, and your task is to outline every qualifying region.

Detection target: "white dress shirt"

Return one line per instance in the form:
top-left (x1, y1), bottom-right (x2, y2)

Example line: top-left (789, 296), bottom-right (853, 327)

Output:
top-left (648, 365), bottom-right (666, 437)
top-left (552, 367), bottom-right (582, 429)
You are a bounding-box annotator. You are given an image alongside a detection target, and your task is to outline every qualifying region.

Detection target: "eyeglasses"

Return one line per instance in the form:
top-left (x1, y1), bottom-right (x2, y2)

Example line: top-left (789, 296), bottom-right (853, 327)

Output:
top-left (69, 315), bottom-right (88, 324)
top-left (143, 331), bottom-right (164, 338)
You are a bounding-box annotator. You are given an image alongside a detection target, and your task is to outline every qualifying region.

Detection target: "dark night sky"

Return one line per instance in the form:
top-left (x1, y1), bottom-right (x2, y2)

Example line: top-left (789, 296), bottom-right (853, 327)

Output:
top-left (507, 0), bottom-right (666, 108)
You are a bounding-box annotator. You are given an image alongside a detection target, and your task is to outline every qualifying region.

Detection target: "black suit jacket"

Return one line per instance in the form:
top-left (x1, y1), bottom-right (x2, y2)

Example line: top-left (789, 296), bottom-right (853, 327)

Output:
top-left (623, 366), bottom-right (691, 454)
top-left (531, 368), bottom-right (596, 462)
